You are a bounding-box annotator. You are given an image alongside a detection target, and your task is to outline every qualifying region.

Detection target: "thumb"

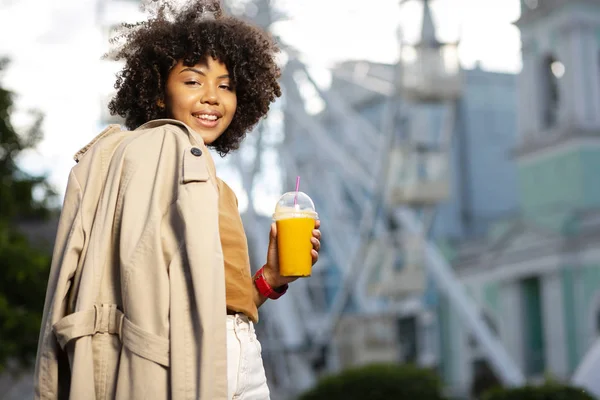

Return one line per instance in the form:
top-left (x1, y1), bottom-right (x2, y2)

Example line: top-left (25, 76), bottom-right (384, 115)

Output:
top-left (267, 223), bottom-right (279, 259)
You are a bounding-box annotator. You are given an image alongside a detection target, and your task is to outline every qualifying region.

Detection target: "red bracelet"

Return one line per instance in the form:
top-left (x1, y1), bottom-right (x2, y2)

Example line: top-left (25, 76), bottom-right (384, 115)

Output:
top-left (254, 266), bottom-right (288, 300)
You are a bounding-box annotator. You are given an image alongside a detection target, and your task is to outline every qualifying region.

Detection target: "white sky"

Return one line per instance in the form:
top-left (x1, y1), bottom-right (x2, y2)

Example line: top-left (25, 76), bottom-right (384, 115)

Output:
top-left (0, 0), bottom-right (522, 203)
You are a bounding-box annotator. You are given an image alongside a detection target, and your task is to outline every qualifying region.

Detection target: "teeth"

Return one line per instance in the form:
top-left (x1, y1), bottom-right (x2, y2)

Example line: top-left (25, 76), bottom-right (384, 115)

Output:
top-left (195, 114), bottom-right (218, 121)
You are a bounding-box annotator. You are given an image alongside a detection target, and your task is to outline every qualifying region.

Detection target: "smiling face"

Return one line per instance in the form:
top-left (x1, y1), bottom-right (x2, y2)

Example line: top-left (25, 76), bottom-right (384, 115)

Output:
top-left (164, 57), bottom-right (237, 145)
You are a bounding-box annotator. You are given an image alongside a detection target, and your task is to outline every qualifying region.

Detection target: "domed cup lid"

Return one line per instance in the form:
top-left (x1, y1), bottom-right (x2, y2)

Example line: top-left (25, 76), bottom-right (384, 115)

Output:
top-left (272, 191), bottom-right (318, 221)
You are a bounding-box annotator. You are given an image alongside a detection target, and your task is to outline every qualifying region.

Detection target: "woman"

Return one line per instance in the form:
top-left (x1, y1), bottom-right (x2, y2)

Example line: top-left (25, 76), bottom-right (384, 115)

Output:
top-left (34, 1), bottom-right (321, 399)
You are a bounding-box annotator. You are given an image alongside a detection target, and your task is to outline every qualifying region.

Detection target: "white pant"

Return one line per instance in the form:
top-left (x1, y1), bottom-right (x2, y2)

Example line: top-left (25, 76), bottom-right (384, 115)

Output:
top-left (227, 314), bottom-right (271, 400)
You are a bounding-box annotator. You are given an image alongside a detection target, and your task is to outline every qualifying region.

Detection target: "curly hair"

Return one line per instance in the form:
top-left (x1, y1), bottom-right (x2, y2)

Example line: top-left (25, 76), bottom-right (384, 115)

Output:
top-left (107, 0), bottom-right (282, 155)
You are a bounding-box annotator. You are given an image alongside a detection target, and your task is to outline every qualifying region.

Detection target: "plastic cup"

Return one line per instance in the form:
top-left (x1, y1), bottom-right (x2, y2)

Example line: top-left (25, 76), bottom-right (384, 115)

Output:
top-left (272, 192), bottom-right (318, 277)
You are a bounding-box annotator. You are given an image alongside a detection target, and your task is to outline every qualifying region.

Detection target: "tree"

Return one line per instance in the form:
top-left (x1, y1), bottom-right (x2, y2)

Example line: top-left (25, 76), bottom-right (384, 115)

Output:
top-left (298, 363), bottom-right (446, 400)
top-left (0, 57), bottom-right (57, 371)
top-left (482, 383), bottom-right (597, 400)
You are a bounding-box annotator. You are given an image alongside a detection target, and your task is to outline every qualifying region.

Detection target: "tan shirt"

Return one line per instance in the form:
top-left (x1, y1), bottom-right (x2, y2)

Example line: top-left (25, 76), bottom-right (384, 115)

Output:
top-left (217, 179), bottom-right (259, 323)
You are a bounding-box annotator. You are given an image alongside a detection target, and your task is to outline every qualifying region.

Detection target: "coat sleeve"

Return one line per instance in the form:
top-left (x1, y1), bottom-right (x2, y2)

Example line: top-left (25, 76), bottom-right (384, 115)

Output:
top-left (34, 169), bottom-right (85, 400)
top-left (174, 147), bottom-right (228, 399)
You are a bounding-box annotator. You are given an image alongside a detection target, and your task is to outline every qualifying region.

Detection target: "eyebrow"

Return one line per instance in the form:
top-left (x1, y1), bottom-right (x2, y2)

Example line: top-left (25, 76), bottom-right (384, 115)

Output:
top-left (179, 67), bottom-right (229, 79)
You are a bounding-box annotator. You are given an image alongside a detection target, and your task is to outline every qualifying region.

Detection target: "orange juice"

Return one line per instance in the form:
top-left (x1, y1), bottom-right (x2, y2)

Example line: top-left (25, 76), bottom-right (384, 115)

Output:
top-left (273, 191), bottom-right (318, 277)
top-left (276, 217), bottom-right (315, 276)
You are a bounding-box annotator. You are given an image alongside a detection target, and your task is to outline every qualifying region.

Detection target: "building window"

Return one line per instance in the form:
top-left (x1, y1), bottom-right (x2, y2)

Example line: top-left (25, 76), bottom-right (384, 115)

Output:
top-left (471, 359), bottom-right (502, 400)
top-left (522, 276), bottom-right (546, 376)
top-left (468, 313), bottom-right (502, 399)
top-left (541, 54), bottom-right (563, 129)
top-left (393, 252), bottom-right (405, 273)
top-left (397, 316), bottom-right (418, 364)
top-left (586, 290), bottom-right (600, 348)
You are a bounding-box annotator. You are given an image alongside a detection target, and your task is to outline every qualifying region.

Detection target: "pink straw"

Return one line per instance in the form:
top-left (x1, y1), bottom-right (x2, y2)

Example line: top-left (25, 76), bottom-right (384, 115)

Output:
top-left (294, 176), bottom-right (300, 206)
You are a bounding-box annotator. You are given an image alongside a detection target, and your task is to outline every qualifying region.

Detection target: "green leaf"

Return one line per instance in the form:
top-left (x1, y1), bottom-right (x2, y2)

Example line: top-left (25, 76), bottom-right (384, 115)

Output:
top-left (0, 57), bottom-right (55, 371)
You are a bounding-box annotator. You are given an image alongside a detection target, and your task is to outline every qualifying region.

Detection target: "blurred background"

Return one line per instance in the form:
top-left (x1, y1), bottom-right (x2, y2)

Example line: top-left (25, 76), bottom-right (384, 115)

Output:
top-left (2, 0), bottom-right (600, 399)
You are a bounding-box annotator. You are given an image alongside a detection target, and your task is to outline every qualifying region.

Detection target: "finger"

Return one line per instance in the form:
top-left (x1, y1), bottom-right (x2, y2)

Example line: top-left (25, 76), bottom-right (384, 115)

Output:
top-left (283, 276), bottom-right (299, 285)
top-left (315, 220), bottom-right (321, 229)
top-left (312, 229), bottom-right (321, 240)
top-left (311, 249), bottom-right (319, 264)
top-left (311, 237), bottom-right (320, 252)
top-left (270, 222), bottom-right (277, 239)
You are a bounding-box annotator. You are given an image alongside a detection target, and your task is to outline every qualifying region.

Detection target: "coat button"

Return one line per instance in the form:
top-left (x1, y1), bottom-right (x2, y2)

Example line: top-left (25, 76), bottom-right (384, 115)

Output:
top-left (190, 147), bottom-right (202, 157)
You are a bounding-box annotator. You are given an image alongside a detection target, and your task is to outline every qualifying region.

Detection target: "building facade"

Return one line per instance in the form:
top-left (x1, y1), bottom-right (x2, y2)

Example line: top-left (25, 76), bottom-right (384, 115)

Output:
top-left (324, 0), bottom-right (600, 395)
top-left (438, 0), bottom-right (600, 396)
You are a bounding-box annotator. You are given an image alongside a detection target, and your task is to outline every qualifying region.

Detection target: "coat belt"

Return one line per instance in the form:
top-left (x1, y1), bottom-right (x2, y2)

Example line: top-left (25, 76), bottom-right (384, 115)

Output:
top-left (52, 304), bottom-right (170, 367)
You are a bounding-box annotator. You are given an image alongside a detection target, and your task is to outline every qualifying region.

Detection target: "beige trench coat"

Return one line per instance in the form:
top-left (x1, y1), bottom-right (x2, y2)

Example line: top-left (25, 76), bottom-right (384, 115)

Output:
top-left (34, 119), bottom-right (228, 399)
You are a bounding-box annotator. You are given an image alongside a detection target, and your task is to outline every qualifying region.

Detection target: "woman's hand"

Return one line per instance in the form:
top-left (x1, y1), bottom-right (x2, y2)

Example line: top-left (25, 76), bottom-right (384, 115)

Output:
top-left (262, 219), bottom-right (321, 289)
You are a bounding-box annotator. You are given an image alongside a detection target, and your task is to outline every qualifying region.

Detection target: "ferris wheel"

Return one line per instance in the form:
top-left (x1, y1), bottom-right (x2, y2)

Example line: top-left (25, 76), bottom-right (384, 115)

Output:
top-left (223, 0), bottom-right (526, 397)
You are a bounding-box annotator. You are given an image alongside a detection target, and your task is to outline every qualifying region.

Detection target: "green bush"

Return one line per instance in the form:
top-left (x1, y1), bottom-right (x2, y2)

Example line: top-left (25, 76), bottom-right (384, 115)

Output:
top-left (298, 363), bottom-right (445, 400)
top-left (482, 383), bottom-right (596, 400)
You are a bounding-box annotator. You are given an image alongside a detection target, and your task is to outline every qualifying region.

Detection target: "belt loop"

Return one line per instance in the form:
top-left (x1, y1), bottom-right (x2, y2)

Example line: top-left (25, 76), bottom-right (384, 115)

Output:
top-left (99, 304), bottom-right (111, 333)
top-left (117, 311), bottom-right (125, 341)
top-left (93, 304), bottom-right (102, 333)
top-left (233, 314), bottom-right (241, 334)
top-left (107, 304), bottom-right (117, 333)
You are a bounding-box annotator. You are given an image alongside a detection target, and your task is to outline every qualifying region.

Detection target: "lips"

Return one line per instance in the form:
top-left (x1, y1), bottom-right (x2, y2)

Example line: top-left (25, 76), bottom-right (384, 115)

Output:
top-left (192, 110), bottom-right (222, 129)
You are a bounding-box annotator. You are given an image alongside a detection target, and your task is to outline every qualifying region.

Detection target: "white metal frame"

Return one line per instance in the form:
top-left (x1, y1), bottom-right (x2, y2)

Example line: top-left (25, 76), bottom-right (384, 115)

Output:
top-left (227, 0), bottom-right (527, 396)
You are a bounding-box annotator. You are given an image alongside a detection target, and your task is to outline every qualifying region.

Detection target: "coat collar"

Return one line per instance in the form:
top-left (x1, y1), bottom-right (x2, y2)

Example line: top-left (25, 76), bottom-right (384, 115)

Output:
top-left (137, 119), bottom-right (219, 190)
top-left (74, 119), bottom-right (206, 163)
top-left (136, 119), bottom-right (206, 147)
top-left (73, 124), bottom-right (121, 163)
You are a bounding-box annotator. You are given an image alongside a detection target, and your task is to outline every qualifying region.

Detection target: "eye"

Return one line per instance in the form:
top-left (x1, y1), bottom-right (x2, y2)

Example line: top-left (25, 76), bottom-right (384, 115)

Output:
top-left (185, 80), bottom-right (200, 86)
top-left (219, 84), bottom-right (231, 90)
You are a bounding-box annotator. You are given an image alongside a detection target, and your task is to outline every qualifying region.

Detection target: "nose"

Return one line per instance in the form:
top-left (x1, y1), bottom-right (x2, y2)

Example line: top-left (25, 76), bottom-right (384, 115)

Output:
top-left (200, 83), bottom-right (219, 105)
